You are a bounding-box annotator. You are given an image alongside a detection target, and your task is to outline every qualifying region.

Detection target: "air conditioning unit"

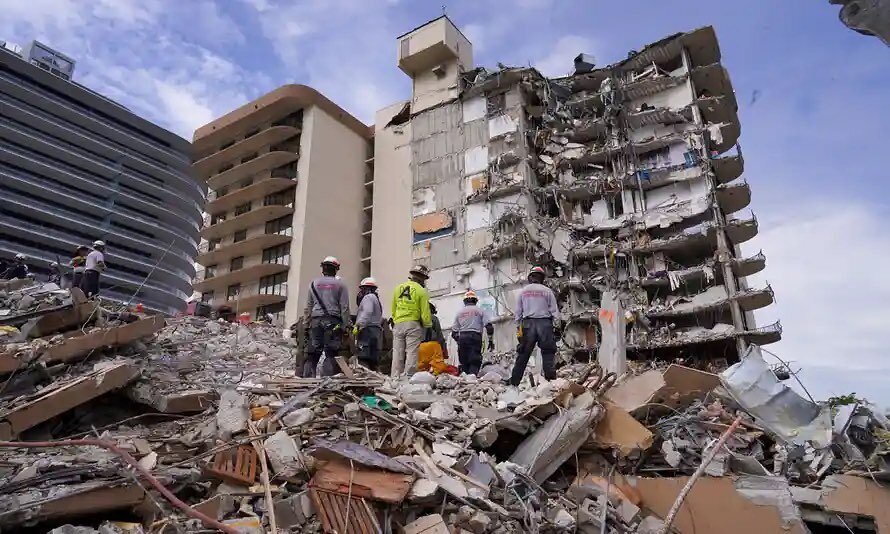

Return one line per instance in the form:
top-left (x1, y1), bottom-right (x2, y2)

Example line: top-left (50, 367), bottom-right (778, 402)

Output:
top-left (431, 64), bottom-right (446, 78)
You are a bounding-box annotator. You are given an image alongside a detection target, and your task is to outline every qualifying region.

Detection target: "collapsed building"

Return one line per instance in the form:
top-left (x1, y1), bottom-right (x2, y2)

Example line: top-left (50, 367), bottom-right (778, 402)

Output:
top-left (373, 20), bottom-right (779, 372)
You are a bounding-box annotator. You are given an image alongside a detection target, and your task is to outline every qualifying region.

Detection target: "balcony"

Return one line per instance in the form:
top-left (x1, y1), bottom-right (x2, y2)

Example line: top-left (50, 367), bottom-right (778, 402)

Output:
top-left (647, 284), bottom-right (774, 319)
top-left (206, 177), bottom-right (296, 216)
top-left (711, 152), bottom-right (744, 184)
top-left (715, 180), bottom-right (751, 215)
top-left (193, 262), bottom-right (289, 293)
top-left (201, 204), bottom-right (295, 241)
top-left (210, 292), bottom-right (287, 312)
top-left (197, 233), bottom-right (291, 266)
top-left (207, 151), bottom-right (299, 191)
top-left (696, 95), bottom-right (739, 154)
top-left (192, 126), bottom-right (300, 178)
top-left (732, 251), bottom-right (766, 278)
top-left (621, 26), bottom-right (719, 73)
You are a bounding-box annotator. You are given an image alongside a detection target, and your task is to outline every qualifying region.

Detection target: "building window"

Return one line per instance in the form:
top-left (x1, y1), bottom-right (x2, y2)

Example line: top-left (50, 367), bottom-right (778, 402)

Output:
top-left (201, 291), bottom-right (214, 304)
top-left (265, 215), bottom-right (292, 236)
top-left (234, 202), bottom-right (251, 216)
top-left (226, 284), bottom-right (241, 300)
top-left (259, 273), bottom-right (287, 296)
top-left (208, 239), bottom-right (220, 251)
top-left (230, 256), bottom-right (244, 271)
top-left (257, 302), bottom-right (286, 324)
top-left (205, 265), bottom-right (218, 279)
top-left (211, 213), bottom-right (227, 225)
top-left (264, 191), bottom-right (291, 207)
top-left (234, 229), bottom-right (247, 242)
top-left (262, 243), bottom-right (290, 265)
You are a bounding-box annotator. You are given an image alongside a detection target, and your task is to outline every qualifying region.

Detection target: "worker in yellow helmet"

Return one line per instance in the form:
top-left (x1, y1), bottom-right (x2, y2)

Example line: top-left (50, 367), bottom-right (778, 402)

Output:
top-left (389, 265), bottom-right (432, 378)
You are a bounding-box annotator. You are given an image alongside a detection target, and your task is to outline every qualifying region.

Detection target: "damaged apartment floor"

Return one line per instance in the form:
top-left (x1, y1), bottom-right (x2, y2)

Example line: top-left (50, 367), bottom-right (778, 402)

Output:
top-left (2, 280), bottom-right (890, 533)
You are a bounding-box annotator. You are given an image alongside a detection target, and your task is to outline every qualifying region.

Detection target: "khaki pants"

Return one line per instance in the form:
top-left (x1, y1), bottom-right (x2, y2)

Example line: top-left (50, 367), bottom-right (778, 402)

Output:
top-left (391, 321), bottom-right (423, 378)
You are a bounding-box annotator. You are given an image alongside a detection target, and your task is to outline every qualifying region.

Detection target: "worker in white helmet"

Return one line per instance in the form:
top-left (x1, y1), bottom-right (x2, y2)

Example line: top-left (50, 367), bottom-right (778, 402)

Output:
top-left (451, 289), bottom-right (494, 376)
top-left (353, 277), bottom-right (383, 371)
top-left (2, 253), bottom-right (29, 279)
top-left (510, 266), bottom-right (560, 386)
top-left (81, 241), bottom-right (107, 297)
top-left (302, 256), bottom-right (351, 377)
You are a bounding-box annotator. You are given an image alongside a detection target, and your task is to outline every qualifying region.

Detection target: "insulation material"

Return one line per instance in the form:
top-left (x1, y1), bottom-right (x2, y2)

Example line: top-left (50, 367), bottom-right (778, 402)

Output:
top-left (463, 146), bottom-right (488, 176)
top-left (597, 291), bottom-right (627, 375)
top-left (412, 211), bottom-right (453, 234)
top-left (462, 96), bottom-right (486, 123)
top-left (488, 114), bottom-right (518, 139)
top-left (413, 187), bottom-right (436, 216)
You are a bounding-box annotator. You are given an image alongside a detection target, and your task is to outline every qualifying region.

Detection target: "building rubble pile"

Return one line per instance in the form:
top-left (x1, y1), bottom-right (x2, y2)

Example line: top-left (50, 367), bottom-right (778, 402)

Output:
top-left (2, 282), bottom-right (890, 533)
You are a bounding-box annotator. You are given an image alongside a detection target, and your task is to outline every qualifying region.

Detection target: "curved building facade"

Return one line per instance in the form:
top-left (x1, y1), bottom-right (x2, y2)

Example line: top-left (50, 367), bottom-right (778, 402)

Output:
top-left (0, 41), bottom-right (203, 314)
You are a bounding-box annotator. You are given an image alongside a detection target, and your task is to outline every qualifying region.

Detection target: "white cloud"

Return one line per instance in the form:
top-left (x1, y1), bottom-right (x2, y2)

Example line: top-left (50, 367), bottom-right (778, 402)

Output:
top-left (534, 35), bottom-right (595, 77)
top-left (746, 197), bottom-right (890, 403)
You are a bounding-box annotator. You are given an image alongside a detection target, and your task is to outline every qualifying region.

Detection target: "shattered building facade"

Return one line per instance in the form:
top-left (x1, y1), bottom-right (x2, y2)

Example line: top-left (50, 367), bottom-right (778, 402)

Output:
top-left (0, 40), bottom-right (203, 315)
top-left (373, 19), bottom-right (780, 367)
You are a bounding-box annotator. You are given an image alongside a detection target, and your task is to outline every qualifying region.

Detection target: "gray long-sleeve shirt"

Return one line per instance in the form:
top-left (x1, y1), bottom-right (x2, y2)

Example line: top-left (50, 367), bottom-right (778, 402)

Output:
top-left (305, 276), bottom-right (351, 326)
top-left (453, 304), bottom-right (493, 334)
top-left (356, 292), bottom-right (383, 329)
top-left (515, 283), bottom-right (559, 321)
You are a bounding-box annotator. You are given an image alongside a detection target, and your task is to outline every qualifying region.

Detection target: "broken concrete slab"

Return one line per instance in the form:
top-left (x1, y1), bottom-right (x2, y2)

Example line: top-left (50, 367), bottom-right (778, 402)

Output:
top-left (605, 364), bottom-right (719, 414)
top-left (404, 513), bottom-right (450, 534)
top-left (591, 401), bottom-right (654, 456)
top-left (216, 389), bottom-right (249, 436)
top-left (307, 439), bottom-right (413, 474)
top-left (125, 384), bottom-right (216, 414)
top-left (0, 361), bottom-right (140, 439)
top-left (264, 430), bottom-right (301, 474)
top-left (630, 475), bottom-right (809, 534)
top-left (39, 316), bottom-right (166, 367)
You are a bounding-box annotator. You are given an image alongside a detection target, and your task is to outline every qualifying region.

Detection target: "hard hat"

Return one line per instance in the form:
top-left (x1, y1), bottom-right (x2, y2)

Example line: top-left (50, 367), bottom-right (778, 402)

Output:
top-left (464, 289), bottom-right (478, 300)
top-left (93, 240), bottom-right (106, 247)
top-left (321, 256), bottom-right (340, 268)
top-left (409, 264), bottom-right (430, 279)
top-left (360, 277), bottom-right (377, 288)
top-left (14, 253), bottom-right (25, 260)
top-left (529, 266), bottom-right (546, 277)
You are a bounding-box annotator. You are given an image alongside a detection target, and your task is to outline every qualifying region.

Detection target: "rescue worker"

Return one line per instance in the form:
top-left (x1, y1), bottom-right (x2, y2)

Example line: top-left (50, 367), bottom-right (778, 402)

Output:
top-left (3, 254), bottom-right (29, 279)
top-left (70, 245), bottom-right (89, 289)
top-left (429, 304), bottom-right (448, 360)
top-left (354, 277), bottom-right (383, 371)
top-left (510, 266), bottom-right (560, 386)
top-left (81, 241), bottom-right (106, 297)
top-left (303, 256), bottom-right (351, 377)
top-left (390, 265), bottom-right (432, 378)
top-left (451, 290), bottom-right (494, 376)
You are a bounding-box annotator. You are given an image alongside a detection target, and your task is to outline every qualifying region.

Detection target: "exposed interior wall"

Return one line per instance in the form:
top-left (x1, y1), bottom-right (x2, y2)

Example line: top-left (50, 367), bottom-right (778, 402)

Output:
top-left (284, 106), bottom-right (368, 326)
top-left (370, 102), bottom-right (414, 315)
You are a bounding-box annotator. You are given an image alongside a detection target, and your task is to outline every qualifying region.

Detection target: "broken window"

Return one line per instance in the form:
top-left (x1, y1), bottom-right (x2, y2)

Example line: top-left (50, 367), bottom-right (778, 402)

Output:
top-left (607, 195), bottom-right (625, 218)
top-left (207, 239), bottom-right (220, 252)
top-left (487, 92), bottom-right (506, 116)
top-left (210, 213), bottom-right (227, 225)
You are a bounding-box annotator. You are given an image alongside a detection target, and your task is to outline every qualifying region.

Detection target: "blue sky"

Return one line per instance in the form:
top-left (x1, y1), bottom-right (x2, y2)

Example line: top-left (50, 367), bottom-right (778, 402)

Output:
top-left (3, 0), bottom-right (889, 403)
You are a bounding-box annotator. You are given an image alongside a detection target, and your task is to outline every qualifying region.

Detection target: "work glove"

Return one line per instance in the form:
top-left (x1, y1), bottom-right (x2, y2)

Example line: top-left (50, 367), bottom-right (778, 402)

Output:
top-left (488, 335), bottom-right (495, 351)
top-left (516, 325), bottom-right (523, 340)
top-left (352, 325), bottom-right (359, 336)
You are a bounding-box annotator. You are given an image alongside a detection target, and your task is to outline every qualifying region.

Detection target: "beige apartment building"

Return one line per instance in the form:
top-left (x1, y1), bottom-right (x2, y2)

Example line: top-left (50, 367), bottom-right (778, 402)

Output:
top-left (192, 85), bottom-right (372, 324)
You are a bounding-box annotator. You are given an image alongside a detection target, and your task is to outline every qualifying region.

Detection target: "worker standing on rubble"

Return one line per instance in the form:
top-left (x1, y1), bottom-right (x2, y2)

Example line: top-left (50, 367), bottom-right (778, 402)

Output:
top-left (81, 241), bottom-right (106, 297)
top-left (510, 266), bottom-right (560, 386)
top-left (303, 256), bottom-right (351, 377)
top-left (390, 265), bottom-right (432, 377)
top-left (70, 245), bottom-right (89, 289)
top-left (2, 254), bottom-right (29, 279)
top-left (451, 290), bottom-right (494, 376)
top-left (354, 277), bottom-right (383, 371)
